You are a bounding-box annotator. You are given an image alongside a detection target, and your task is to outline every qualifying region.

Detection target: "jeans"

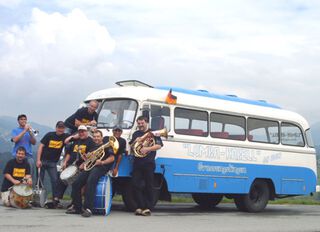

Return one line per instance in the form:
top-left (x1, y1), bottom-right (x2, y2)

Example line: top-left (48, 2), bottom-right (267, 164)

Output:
top-left (132, 163), bottom-right (155, 210)
top-left (39, 160), bottom-right (58, 199)
top-left (56, 175), bottom-right (68, 199)
top-left (27, 157), bottom-right (35, 186)
top-left (71, 164), bottom-right (112, 211)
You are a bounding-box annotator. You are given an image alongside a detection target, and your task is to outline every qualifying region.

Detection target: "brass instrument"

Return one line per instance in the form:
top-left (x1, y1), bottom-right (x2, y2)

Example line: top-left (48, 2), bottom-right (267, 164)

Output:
top-left (132, 128), bottom-right (167, 158)
top-left (29, 127), bottom-right (39, 137)
top-left (83, 136), bottom-right (119, 171)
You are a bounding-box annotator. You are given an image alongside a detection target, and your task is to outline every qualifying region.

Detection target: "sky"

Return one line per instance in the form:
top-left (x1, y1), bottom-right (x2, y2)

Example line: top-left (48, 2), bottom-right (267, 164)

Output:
top-left (1, 0), bottom-right (320, 128)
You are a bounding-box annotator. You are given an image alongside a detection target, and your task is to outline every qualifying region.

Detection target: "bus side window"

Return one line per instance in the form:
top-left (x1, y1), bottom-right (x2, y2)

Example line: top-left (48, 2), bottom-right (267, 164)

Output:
top-left (248, 118), bottom-right (279, 144)
top-left (149, 105), bottom-right (171, 131)
top-left (281, 122), bottom-right (305, 147)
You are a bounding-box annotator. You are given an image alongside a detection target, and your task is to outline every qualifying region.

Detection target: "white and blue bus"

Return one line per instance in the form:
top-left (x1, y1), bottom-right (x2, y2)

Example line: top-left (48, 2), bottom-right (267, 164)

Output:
top-left (84, 80), bottom-right (317, 212)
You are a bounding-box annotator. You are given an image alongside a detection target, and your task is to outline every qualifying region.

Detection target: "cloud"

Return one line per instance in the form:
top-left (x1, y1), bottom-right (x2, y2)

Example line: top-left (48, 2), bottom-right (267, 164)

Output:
top-left (0, 8), bottom-right (116, 126)
top-left (1, 1), bottom-right (320, 127)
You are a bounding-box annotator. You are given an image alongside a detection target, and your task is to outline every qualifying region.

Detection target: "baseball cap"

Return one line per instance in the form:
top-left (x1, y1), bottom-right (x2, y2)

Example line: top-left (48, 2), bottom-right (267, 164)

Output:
top-left (78, 125), bottom-right (88, 131)
top-left (113, 125), bottom-right (122, 131)
top-left (56, 121), bottom-right (65, 128)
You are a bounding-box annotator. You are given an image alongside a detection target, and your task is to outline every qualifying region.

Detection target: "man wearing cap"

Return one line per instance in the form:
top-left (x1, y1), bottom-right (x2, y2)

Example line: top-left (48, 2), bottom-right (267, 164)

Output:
top-left (55, 125), bottom-right (95, 205)
top-left (36, 121), bottom-right (69, 207)
top-left (103, 125), bottom-right (127, 177)
top-left (64, 100), bottom-right (99, 134)
top-left (11, 114), bottom-right (37, 180)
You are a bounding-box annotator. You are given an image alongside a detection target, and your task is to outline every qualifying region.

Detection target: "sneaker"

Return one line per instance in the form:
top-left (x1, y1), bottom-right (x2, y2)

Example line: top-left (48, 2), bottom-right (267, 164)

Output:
top-left (65, 208), bottom-right (81, 214)
top-left (135, 208), bottom-right (143, 216)
top-left (141, 209), bottom-right (151, 216)
top-left (81, 208), bottom-right (92, 218)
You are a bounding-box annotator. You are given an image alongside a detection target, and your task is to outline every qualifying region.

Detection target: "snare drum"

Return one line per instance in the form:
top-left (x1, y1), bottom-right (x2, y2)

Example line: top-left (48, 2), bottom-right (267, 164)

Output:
top-left (60, 165), bottom-right (79, 185)
top-left (93, 175), bottom-right (112, 216)
top-left (9, 184), bottom-right (33, 209)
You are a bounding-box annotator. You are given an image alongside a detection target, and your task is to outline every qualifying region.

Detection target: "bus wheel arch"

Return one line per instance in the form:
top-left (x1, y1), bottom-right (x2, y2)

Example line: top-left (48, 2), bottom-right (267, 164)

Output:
top-left (234, 178), bottom-right (271, 212)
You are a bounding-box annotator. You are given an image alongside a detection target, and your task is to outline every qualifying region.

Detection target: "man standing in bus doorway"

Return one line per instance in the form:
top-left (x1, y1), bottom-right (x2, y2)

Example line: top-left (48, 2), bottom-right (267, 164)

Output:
top-left (103, 125), bottom-right (127, 177)
top-left (64, 100), bottom-right (99, 134)
top-left (130, 116), bottom-right (163, 216)
top-left (11, 114), bottom-right (37, 182)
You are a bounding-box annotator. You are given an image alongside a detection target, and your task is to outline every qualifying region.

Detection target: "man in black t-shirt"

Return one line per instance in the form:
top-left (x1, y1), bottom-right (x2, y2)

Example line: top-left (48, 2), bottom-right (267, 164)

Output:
top-left (129, 116), bottom-right (163, 216)
top-left (36, 121), bottom-right (68, 206)
top-left (56, 125), bottom-right (94, 202)
top-left (66, 130), bottom-right (115, 217)
top-left (1, 147), bottom-right (32, 206)
top-left (64, 100), bottom-right (99, 134)
top-left (103, 125), bottom-right (127, 177)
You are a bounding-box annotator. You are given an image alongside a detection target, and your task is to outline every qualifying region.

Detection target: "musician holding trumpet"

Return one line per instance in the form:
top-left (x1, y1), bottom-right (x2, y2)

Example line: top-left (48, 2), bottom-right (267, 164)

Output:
top-left (66, 130), bottom-right (116, 217)
top-left (11, 114), bottom-right (37, 181)
top-left (130, 116), bottom-right (163, 216)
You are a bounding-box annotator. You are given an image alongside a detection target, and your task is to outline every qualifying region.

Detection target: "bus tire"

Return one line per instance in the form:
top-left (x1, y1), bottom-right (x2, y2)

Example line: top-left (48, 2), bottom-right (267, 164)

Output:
top-left (121, 180), bottom-right (137, 212)
top-left (192, 193), bottom-right (223, 209)
top-left (235, 180), bottom-right (270, 212)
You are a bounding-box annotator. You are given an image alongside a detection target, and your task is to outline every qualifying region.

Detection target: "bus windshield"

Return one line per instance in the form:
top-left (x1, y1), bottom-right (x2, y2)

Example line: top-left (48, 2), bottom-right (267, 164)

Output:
top-left (97, 99), bottom-right (138, 129)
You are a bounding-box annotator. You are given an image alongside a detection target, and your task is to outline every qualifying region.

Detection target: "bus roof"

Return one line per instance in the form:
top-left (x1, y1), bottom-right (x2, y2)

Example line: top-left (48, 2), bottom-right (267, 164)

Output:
top-left (85, 85), bottom-right (310, 129)
top-left (156, 86), bottom-right (281, 109)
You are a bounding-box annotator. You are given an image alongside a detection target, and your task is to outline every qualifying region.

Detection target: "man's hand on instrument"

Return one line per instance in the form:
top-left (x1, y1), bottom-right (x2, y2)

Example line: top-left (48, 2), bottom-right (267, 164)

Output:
top-left (26, 178), bottom-right (32, 186)
top-left (13, 179), bottom-right (21, 185)
top-left (90, 120), bottom-right (97, 126)
top-left (62, 162), bottom-right (67, 170)
top-left (24, 124), bottom-right (31, 132)
top-left (140, 147), bottom-right (149, 155)
top-left (79, 163), bottom-right (85, 170)
top-left (95, 160), bottom-right (103, 166)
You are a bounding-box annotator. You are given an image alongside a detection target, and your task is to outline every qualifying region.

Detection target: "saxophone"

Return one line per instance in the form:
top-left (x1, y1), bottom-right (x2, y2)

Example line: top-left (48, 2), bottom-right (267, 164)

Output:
top-left (132, 128), bottom-right (167, 158)
top-left (83, 136), bottom-right (119, 171)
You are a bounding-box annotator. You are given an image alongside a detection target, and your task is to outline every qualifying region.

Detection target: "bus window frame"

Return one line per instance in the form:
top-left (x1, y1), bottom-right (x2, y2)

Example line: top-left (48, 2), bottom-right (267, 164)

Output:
top-left (247, 117), bottom-right (280, 145)
top-left (174, 107), bottom-right (209, 137)
top-left (280, 121), bottom-right (305, 147)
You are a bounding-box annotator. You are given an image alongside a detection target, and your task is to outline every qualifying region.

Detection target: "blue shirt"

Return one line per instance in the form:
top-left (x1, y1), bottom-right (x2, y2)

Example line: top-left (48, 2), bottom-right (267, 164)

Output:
top-left (11, 127), bottom-right (33, 158)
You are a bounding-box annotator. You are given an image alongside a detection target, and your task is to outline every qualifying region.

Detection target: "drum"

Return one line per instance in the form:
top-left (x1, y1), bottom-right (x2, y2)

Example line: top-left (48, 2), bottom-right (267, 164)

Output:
top-left (9, 184), bottom-right (33, 209)
top-left (93, 175), bottom-right (112, 216)
top-left (60, 165), bottom-right (79, 185)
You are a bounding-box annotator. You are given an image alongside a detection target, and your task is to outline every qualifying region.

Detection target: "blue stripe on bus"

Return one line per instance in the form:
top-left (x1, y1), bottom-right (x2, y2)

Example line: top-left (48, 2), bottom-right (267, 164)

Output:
top-left (154, 158), bottom-right (316, 195)
top-left (156, 86), bottom-right (281, 109)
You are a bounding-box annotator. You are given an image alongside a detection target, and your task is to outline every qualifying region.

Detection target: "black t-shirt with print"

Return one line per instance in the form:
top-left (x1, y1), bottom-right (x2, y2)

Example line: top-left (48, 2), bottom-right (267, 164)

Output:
top-left (40, 132), bottom-right (69, 162)
top-left (1, 158), bottom-right (31, 192)
top-left (69, 137), bottom-right (95, 166)
top-left (129, 130), bottom-right (163, 167)
top-left (64, 107), bottom-right (98, 132)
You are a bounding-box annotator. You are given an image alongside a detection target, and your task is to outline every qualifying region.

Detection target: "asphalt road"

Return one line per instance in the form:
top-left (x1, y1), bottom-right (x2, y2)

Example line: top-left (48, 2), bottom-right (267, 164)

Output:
top-left (1, 201), bottom-right (320, 232)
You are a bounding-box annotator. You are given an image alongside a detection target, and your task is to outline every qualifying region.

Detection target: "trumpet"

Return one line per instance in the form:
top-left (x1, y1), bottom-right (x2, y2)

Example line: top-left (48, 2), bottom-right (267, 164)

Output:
top-left (29, 127), bottom-right (39, 137)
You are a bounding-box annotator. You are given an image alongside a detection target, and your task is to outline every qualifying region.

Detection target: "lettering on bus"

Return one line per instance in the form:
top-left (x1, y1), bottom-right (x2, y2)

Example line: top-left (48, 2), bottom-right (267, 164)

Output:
top-left (262, 152), bottom-right (282, 164)
top-left (182, 143), bottom-right (260, 162)
top-left (197, 162), bottom-right (247, 175)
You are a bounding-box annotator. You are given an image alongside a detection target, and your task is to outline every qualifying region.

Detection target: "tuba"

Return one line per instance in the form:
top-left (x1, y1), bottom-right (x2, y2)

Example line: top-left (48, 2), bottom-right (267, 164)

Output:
top-left (83, 136), bottom-right (119, 171)
top-left (132, 128), bottom-right (167, 158)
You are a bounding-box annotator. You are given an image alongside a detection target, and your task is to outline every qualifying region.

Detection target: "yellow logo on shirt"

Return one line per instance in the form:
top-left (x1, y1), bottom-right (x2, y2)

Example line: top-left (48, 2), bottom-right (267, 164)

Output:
top-left (73, 145), bottom-right (87, 154)
top-left (81, 119), bottom-right (90, 123)
top-left (48, 140), bottom-right (63, 149)
top-left (13, 168), bottom-right (26, 178)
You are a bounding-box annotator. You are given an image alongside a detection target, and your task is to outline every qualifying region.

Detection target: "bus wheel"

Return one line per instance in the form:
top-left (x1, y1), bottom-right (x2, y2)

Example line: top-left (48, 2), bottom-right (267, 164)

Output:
top-left (192, 193), bottom-right (223, 209)
top-left (121, 180), bottom-right (137, 212)
top-left (235, 180), bottom-right (270, 212)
